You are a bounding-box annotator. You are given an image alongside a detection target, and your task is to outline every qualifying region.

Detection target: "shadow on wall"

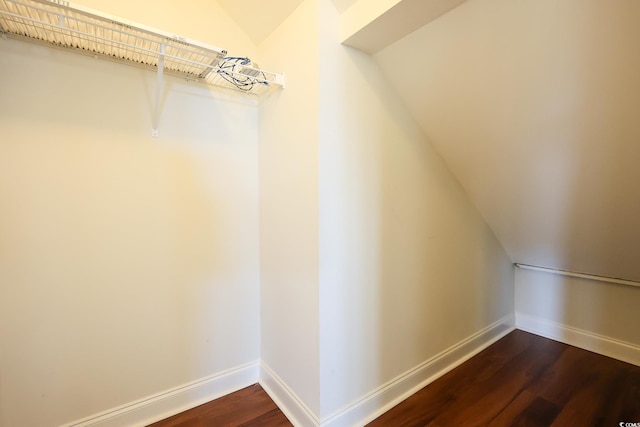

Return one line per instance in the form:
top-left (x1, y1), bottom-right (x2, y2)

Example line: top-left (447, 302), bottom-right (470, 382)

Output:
top-left (513, 1), bottom-right (640, 347)
top-left (318, 43), bottom-right (513, 419)
top-left (515, 0), bottom-right (640, 281)
top-left (359, 49), bottom-right (512, 384)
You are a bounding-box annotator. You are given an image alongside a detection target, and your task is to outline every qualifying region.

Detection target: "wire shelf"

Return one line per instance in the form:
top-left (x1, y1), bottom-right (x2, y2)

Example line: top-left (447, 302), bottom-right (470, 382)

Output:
top-left (0, 0), bottom-right (284, 95)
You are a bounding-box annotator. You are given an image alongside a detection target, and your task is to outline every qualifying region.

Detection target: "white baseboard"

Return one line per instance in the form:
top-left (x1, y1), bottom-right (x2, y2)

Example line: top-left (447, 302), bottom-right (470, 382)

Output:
top-left (61, 361), bottom-right (260, 427)
top-left (320, 314), bottom-right (516, 427)
top-left (516, 313), bottom-right (640, 367)
top-left (259, 363), bottom-right (320, 427)
top-left (58, 315), bottom-right (518, 427)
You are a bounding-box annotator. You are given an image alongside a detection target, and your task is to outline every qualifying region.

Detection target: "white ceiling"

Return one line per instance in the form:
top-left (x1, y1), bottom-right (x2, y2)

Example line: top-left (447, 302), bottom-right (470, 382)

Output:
top-left (217, 0), bottom-right (303, 45)
top-left (216, 0), bottom-right (357, 45)
top-left (375, 0), bottom-right (640, 281)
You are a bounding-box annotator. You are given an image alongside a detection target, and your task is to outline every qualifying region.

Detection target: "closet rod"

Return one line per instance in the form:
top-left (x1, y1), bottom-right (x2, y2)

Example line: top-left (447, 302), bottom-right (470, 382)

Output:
top-left (515, 263), bottom-right (640, 288)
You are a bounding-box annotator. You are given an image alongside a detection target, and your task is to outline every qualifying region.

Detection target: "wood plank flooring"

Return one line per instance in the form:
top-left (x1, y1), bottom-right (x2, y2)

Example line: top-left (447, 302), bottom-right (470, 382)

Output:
top-left (367, 330), bottom-right (640, 426)
top-left (149, 330), bottom-right (640, 426)
top-left (147, 384), bottom-right (292, 427)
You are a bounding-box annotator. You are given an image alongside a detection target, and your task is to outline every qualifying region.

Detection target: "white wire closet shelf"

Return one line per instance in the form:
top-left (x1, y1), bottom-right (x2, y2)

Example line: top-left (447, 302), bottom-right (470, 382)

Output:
top-left (0, 0), bottom-right (285, 95)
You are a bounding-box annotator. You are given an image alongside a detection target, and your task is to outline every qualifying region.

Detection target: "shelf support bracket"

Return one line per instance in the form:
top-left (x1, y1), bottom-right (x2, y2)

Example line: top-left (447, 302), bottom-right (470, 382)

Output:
top-left (152, 43), bottom-right (166, 138)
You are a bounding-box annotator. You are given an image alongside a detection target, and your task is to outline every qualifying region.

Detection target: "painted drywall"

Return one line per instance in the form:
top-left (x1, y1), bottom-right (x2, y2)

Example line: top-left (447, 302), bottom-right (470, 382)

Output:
top-left (339, 0), bottom-right (402, 42)
top-left (0, 2), bottom-right (261, 425)
top-left (258, 0), bottom-right (321, 419)
top-left (375, 0), bottom-right (640, 283)
top-left (341, 0), bottom-right (466, 53)
top-left (330, 0), bottom-right (358, 14)
top-left (217, 0), bottom-right (304, 45)
top-left (318, 0), bottom-right (513, 419)
top-left (515, 268), bottom-right (640, 358)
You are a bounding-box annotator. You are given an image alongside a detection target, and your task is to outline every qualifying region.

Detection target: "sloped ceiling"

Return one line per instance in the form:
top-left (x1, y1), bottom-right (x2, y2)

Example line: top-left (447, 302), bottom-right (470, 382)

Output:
top-left (340, 0), bottom-right (466, 53)
top-left (372, 0), bottom-right (640, 281)
top-left (217, 0), bottom-right (355, 44)
top-left (217, 0), bottom-right (303, 45)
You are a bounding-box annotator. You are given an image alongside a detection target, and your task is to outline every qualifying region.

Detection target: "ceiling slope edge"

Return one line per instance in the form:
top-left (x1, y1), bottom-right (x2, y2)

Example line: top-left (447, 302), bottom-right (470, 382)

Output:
top-left (341, 0), bottom-right (467, 54)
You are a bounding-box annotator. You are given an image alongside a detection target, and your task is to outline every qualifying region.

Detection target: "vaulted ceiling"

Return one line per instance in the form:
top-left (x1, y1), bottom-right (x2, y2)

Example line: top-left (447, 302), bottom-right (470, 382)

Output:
top-left (222, 0), bottom-right (640, 283)
top-left (217, 0), bottom-right (304, 45)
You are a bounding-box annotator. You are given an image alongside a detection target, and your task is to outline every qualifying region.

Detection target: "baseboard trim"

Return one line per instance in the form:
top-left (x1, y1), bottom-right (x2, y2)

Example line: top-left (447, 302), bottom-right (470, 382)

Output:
top-left (516, 313), bottom-right (640, 367)
top-left (320, 314), bottom-right (516, 427)
top-left (59, 315), bottom-right (520, 427)
top-left (62, 361), bottom-right (260, 427)
top-left (259, 363), bottom-right (320, 427)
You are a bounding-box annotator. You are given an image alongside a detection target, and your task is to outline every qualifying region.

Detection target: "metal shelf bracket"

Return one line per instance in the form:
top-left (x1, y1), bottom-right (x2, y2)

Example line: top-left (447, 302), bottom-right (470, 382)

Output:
top-left (152, 43), bottom-right (165, 137)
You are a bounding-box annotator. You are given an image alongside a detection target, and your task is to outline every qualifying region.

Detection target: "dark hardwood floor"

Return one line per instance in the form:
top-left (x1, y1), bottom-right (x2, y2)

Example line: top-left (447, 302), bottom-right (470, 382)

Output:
top-left (149, 330), bottom-right (640, 426)
top-left (147, 384), bottom-right (292, 427)
top-left (367, 329), bottom-right (640, 426)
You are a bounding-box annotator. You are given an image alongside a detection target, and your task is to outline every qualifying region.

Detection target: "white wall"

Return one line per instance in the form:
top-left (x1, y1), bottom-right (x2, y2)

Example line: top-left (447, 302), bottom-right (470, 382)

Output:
top-left (0, 1), bottom-right (519, 425)
top-left (515, 267), bottom-right (640, 366)
top-left (0, 2), bottom-right (261, 425)
top-left (256, 1), bottom-right (514, 424)
top-left (258, 0), bottom-right (321, 420)
top-left (318, 0), bottom-right (513, 421)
